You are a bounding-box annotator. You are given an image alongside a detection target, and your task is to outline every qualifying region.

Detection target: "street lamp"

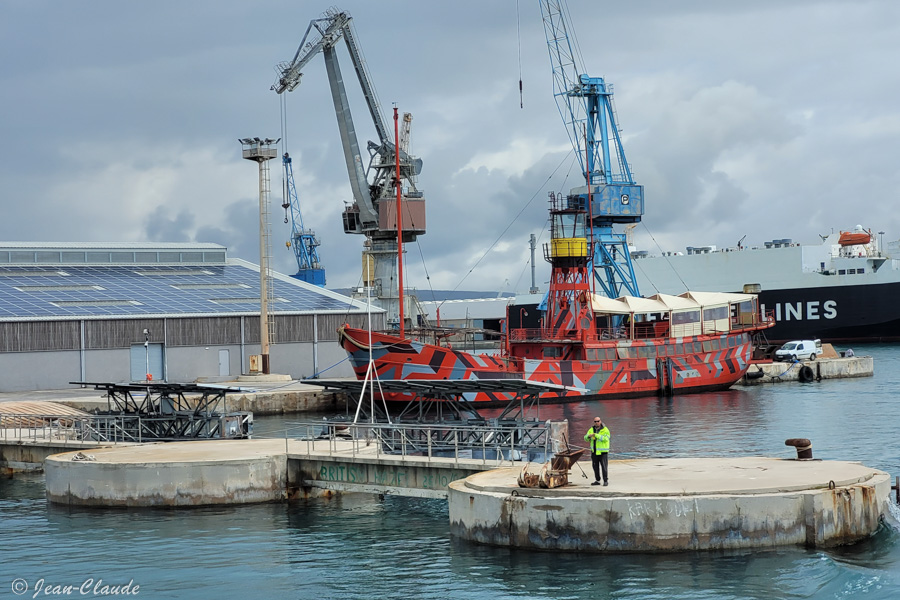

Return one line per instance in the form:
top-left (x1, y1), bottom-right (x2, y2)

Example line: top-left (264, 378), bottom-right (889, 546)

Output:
top-left (519, 308), bottom-right (528, 330)
top-left (240, 137), bottom-right (280, 374)
top-left (143, 328), bottom-right (151, 382)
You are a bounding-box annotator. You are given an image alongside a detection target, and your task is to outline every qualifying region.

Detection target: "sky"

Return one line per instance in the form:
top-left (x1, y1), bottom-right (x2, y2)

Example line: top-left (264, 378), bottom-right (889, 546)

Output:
top-left (2, 0), bottom-right (900, 296)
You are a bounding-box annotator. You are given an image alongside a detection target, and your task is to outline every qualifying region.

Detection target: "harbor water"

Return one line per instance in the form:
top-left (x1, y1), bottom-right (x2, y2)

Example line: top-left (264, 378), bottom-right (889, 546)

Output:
top-left (3, 345), bottom-right (900, 599)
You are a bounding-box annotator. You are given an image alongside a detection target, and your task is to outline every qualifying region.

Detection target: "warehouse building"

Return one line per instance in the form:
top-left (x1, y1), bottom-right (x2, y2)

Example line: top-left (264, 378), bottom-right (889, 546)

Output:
top-left (0, 242), bottom-right (380, 392)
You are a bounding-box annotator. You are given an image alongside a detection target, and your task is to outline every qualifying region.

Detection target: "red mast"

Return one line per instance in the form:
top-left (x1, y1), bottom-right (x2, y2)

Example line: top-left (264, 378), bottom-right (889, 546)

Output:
top-left (394, 107), bottom-right (405, 339)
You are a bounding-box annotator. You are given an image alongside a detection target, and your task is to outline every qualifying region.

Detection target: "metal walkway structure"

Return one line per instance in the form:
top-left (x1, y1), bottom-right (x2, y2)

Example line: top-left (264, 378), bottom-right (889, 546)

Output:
top-left (301, 378), bottom-right (581, 423)
top-left (69, 382), bottom-right (252, 441)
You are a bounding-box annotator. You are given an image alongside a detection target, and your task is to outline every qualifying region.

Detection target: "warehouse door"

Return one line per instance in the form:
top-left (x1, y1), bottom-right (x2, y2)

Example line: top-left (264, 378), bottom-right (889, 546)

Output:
top-left (130, 343), bottom-right (165, 382)
top-left (218, 349), bottom-right (230, 376)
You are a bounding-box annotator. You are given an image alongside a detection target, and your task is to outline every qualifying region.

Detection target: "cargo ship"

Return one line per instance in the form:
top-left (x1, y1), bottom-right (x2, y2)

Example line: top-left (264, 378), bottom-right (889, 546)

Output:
top-left (338, 195), bottom-right (773, 403)
top-left (631, 226), bottom-right (899, 342)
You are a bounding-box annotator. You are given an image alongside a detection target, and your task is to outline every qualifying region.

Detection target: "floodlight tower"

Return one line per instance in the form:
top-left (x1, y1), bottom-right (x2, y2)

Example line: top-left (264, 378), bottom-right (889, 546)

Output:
top-left (240, 137), bottom-right (280, 374)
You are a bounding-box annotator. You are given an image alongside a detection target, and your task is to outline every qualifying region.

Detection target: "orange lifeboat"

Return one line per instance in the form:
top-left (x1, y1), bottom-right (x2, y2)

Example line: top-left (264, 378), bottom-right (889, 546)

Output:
top-left (838, 231), bottom-right (871, 246)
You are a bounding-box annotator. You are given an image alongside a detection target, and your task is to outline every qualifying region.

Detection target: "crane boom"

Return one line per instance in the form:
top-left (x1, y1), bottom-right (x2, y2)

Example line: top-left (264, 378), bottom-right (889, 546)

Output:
top-left (272, 7), bottom-right (426, 329)
top-left (539, 0), bottom-right (643, 298)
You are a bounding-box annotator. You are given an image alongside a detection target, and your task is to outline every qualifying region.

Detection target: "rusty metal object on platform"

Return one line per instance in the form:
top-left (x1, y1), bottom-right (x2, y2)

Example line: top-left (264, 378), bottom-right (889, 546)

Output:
top-left (517, 463), bottom-right (541, 488)
top-left (518, 449), bottom-right (585, 489)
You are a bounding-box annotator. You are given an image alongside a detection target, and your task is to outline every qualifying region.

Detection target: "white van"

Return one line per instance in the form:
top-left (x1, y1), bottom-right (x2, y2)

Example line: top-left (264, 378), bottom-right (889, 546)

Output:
top-left (775, 339), bottom-right (822, 361)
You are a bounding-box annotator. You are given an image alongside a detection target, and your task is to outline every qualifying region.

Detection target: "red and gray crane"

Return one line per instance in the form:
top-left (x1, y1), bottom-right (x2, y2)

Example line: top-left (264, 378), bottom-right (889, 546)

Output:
top-left (272, 8), bottom-right (425, 327)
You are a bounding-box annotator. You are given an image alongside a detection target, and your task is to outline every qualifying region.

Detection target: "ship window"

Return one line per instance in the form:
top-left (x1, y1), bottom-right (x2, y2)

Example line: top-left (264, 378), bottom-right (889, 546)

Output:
top-left (838, 269), bottom-right (846, 275)
top-left (673, 310), bottom-right (700, 324)
top-left (693, 341), bottom-right (703, 353)
top-left (702, 341), bottom-right (712, 352)
top-left (728, 336), bottom-right (736, 348)
top-left (710, 339), bottom-right (721, 350)
top-left (617, 347), bottom-right (634, 359)
top-left (858, 268), bottom-right (865, 274)
top-left (658, 345), bottom-right (667, 357)
top-left (586, 349), bottom-right (598, 360)
top-left (543, 347), bottom-right (561, 358)
top-left (847, 268), bottom-right (856, 274)
top-left (703, 306), bottom-right (728, 321)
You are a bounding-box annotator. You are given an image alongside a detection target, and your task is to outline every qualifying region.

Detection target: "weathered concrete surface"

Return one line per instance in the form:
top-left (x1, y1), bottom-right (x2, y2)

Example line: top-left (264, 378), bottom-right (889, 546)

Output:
top-left (43, 437), bottom-right (507, 506)
top-left (741, 356), bottom-right (873, 385)
top-left (287, 449), bottom-right (496, 500)
top-left (223, 387), bottom-right (346, 415)
top-left (448, 457), bottom-right (890, 553)
top-left (1, 440), bottom-right (108, 474)
top-left (45, 439), bottom-right (288, 507)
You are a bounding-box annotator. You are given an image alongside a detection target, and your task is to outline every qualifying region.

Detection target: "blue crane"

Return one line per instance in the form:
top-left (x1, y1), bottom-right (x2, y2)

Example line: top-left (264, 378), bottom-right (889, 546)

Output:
top-left (281, 152), bottom-right (325, 286)
top-left (539, 0), bottom-right (643, 298)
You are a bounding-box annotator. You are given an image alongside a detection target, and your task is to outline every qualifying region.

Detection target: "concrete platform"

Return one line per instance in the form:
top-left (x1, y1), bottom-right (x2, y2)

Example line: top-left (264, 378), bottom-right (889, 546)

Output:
top-left (448, 457), bottom-right (891, 552)
top-left (741, 356), bottom-right (873, 385)
top-left (43, 437), bottom-right (500, 506)
top-left (45, 439), bottom-right (290, 507)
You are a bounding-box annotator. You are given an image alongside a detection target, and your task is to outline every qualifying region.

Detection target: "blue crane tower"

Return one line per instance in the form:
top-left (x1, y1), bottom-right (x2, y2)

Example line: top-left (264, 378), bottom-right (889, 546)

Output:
top-left (281, 151), bottom-right (325, 286)
top-left (539, 0), bottom-right (643, 298)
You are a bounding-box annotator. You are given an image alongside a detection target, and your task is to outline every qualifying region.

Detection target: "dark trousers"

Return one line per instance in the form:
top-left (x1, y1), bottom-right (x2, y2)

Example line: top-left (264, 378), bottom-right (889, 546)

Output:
top-left (591, 452), bottom-right (608, 482)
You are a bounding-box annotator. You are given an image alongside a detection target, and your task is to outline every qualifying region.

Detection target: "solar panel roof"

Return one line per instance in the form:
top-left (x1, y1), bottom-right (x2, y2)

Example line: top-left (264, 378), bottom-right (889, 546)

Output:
top-left (0, 255), bottom-right (375, 321)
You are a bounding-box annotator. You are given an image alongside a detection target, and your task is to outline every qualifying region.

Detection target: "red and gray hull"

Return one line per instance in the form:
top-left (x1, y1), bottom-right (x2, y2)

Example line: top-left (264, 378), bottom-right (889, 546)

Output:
top-left (338, 326), bottom-right (752, 403)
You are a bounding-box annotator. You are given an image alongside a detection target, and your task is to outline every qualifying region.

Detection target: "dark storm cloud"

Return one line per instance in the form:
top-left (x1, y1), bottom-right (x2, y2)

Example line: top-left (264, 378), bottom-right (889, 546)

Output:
top-left (2, 0), bottom-right (899, 291)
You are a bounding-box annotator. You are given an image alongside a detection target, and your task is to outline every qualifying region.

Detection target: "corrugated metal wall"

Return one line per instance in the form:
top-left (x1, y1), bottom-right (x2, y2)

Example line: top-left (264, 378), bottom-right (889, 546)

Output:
top-left (84, 319), bottom-right (166, 349)
top-left (167, 317), bottom-right (242, 347)
top-left (0, 313), bottom-right (378, 353)
top-left (0, 321), bottom-right (80, 352)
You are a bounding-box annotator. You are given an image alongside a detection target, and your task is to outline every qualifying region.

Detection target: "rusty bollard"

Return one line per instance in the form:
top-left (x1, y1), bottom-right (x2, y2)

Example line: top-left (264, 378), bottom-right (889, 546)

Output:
top-left (785, 438), bottom-right (813, 459)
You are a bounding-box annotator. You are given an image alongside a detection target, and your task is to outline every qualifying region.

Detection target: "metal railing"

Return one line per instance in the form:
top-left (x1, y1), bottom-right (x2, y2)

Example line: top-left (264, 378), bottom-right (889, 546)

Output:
top-left (0, 413), bottom-right (137, 444)
top-left (280, 420), bottom-right (555, 466)
top-left (0, 411), bottom-right (253, 444)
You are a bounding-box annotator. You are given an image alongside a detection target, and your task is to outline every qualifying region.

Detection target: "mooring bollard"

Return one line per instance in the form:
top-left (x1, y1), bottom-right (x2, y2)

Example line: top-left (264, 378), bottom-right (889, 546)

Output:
top-left (785, 438), bottom-right (813, 459)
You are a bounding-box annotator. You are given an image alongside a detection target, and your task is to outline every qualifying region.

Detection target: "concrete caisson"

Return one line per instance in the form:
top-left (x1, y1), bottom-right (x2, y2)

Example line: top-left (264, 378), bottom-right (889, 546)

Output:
top-left (45, 440), bottom-right (288, 507)
top-left (447, 457), bottom-right (890, 552)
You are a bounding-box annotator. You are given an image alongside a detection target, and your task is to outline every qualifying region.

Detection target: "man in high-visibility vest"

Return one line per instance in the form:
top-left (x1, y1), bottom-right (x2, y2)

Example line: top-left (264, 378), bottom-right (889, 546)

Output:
top-left (584, 416), bottom-right (610, 486)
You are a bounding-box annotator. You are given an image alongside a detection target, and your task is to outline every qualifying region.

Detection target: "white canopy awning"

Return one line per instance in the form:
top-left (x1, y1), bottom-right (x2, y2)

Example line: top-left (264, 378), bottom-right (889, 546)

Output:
top-left (589, 294), bottom-right (632, 314)
top-left (682, 291), bottom-right (757, 307)
top-left (617, 295), bottom-right (670, 313)
top-left (647, 293), bottom-right (701, 311)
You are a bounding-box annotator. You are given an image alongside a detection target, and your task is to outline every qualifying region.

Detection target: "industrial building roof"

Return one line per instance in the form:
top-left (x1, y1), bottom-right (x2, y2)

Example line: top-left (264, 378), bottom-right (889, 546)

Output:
top-left (0, 243), bottom-right (374, 321)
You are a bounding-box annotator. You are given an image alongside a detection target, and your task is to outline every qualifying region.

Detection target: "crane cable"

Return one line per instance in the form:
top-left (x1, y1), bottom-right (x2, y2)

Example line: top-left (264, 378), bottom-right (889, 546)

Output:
top-left (517, 0), bottom-right (524, 109)
top-left (439, 151), bottom-right (576, 307)
top-left (510, 154), bottom-right (581, 293)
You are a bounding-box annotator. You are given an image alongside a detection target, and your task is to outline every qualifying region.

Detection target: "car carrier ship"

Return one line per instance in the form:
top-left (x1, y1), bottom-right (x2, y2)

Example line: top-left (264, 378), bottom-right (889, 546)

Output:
top-left (632, 226), bottom-right (900, 342)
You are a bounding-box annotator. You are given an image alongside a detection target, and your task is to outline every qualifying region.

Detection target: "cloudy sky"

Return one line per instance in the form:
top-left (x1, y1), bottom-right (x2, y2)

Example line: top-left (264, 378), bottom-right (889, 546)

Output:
top-left (3, 1), bottom-right (899, 296)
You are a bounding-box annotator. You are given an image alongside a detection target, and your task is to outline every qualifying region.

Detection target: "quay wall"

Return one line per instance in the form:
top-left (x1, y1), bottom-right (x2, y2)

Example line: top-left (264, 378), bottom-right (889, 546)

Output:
top-left (45, 444), bottom-right (288, 507)
top-left (448, 462), bottom-right (891, 552)
top-left (742, 356), bottom-right (872, 385)
top-left (1, 440), bottom-right (105, 474)
top-left (287, 453), bottom-right (493, 500)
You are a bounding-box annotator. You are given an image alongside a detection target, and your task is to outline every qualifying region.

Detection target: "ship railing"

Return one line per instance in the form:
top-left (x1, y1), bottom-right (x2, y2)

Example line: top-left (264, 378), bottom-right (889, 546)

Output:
top-left (509, 328), bottom-right (586, 342)
top-left (508, 327), bottom-right (546, 341)
top-left (282, 420), bottom-right (555, 465)
top-left (729, 310), bottom-right (776, 332)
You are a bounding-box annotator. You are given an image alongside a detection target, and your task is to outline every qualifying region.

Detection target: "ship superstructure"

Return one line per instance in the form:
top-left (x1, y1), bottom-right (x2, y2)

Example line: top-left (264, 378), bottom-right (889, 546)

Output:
top-left (633, 227), bottom-right (900, 341)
